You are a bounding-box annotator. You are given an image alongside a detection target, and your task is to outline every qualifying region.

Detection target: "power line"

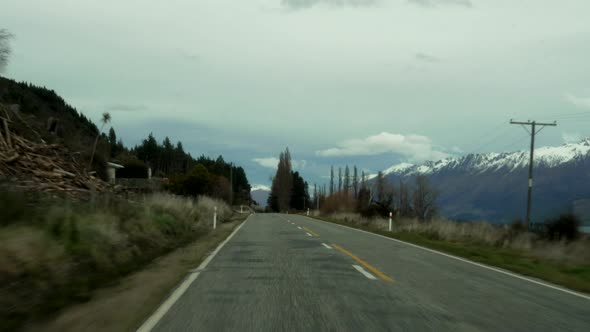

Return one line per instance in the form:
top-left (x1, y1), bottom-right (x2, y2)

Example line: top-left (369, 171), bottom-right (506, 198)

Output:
top-left (464, 124), bottom-right (513, 155)
top-left (509, 119), bottom-right (557, 228)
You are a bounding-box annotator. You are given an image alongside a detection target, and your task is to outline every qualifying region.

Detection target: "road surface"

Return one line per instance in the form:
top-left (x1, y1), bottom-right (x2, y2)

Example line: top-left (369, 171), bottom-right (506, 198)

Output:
top-left (144, 213), bottom-right (590, 331)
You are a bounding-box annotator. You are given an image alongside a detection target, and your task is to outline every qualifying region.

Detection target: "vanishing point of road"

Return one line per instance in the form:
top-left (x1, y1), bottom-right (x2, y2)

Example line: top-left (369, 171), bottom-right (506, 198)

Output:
top-left (140, 213), bottom-right (590, 332)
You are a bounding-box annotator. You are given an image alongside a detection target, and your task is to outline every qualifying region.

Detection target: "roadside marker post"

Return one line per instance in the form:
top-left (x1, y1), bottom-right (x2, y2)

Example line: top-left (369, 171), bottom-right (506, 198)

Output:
top-left (307, 208), bottom-right (310, 216)
top-left (213, 206), bottom-right (217, 230)
top-left (389, 212), bottom-right (392, 232)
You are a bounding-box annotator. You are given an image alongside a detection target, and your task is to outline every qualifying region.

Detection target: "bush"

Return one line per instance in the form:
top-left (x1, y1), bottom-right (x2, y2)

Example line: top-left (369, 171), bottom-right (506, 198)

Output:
top-left (359, 203), bottom-right (390, 219)
top-left (320, 192), bottom-right (356, 215)
top-left (116, 159), bottom-right (149, 178)
top-left (0, 193), bottom-right (233, 332)
top-left (509, 218), bottom-right (527, 233)
top-left (0, 191), bottom-right (28, 225)
top-left (544, 213), bottom-right (580, 242)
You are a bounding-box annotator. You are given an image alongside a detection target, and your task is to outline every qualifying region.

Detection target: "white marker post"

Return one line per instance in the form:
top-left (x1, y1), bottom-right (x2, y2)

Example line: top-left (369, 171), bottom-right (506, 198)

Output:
top-left (389, 212), bottom-right (393, 232)
top-left (213, 206), bottom-right (217, 230)
top-left (240, 205), bottom-right (243, 213)
top-left (307, 208), bottom-right (310, 216)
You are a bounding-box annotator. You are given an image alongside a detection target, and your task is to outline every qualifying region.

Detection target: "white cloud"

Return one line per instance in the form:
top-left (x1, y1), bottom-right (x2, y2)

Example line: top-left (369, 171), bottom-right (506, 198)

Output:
top-left (293, 159), bottom-right (307, 170)
top-left (407, 0), bottom-right (472, 8)
top-left (315, 132), bottom-right (449, 162)
top-left (251, 184), bottom-right (271, 191)
top-left (252, 157), bottom-right (307, 170)
top-left (565, 93), bottom-right (590, 109)
top-left (562, 132), bottom-right (581, 144)
top-left (252, 157), bottom-right (279, 169)
top-left (415, 53), bottom-right (439, 63)
top-left (282, 0), bottom-right (378, 10)
top-left (450, 146), bottom-right (463, 153)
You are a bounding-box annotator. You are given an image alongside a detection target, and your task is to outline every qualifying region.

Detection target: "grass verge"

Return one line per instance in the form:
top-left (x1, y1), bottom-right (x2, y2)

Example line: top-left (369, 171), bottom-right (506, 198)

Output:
top-left (0, 192), bottom-right (236, 332)
top-left (310, 215), bottom-right (590, 294)
top-left (21, 213), bottom-right (249, 332)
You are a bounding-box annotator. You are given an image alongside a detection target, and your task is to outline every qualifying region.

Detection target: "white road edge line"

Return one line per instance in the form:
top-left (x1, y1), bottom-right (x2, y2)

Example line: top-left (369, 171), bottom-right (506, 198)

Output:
top-left (306, 232), bottom-right (313, 237)
top-left (322, 243), bottom-right (332, 249)
top-left (353, 265), bottom-right (377, 280)
top-left (304, 216), bottom-right (590, 301)
top-left (136, 215), bottom-right (252, 332)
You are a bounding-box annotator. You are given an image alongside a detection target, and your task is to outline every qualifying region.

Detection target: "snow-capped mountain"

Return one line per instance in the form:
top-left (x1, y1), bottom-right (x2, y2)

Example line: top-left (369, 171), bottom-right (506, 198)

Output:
top-left (384, 138), bottom-right (590, 177)
top-left (375, 138), bottom-right (590, 223)
top-left (251, 185), bottom-right (270, 207)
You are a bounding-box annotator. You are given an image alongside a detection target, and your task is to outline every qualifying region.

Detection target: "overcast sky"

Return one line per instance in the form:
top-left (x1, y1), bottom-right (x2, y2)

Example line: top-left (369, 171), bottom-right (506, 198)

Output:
top-left (2, 0), bottom-right (590, 189)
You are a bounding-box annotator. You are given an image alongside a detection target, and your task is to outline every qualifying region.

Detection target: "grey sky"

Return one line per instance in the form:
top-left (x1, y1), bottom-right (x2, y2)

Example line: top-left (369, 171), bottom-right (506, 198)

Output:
top-left (2, 0), bottom-right (590, 188)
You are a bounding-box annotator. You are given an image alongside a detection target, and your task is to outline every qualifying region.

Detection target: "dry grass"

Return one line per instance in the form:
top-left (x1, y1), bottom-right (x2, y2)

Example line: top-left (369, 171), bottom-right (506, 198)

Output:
top-left (316, 213), bottom-right (590, 292)
top-left (0, 192), bottom-right (233, 332)
top-left (323, 213), bottom-right (590, 266)
top-left (20, 218), bottom-right (245, 332)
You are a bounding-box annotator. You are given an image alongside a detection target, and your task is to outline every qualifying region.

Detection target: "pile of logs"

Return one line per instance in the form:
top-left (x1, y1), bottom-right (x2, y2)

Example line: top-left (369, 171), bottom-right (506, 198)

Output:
top-left (0, 106), bottom-right (106, 198)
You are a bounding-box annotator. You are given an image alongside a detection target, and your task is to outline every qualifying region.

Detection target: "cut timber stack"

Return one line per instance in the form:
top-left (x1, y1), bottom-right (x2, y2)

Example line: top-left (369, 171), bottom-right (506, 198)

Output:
top-left (0, 105), bottom-right (106, 198)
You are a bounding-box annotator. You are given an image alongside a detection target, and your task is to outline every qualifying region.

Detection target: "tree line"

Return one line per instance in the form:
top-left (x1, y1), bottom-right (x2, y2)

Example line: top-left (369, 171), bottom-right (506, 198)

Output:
top-left (312, 165), bottom-right (438, 221)
top-left (109, 130), bottom-right (251, 204)
top-left (266, 148), bottom-right (310, 212)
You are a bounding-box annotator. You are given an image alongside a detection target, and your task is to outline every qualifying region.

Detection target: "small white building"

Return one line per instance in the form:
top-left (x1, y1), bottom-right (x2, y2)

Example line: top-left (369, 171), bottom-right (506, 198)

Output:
top-left (106, 162), bottom-right (124, 184)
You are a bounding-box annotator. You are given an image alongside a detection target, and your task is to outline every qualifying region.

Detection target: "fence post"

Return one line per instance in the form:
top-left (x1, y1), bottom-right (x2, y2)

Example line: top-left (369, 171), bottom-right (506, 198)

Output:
top-left (389, 212), bottom-right (392, 232)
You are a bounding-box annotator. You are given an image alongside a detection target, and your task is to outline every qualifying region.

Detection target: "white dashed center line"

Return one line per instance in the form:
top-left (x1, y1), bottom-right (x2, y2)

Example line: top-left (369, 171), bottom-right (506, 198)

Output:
top-left (322, 243), bottom-right (332, 249)
top-left (353, 265), bottom-right (377, 280)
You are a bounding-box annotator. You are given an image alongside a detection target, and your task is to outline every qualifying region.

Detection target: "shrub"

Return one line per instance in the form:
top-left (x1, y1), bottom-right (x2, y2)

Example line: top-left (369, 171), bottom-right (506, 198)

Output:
top-left (0, 190), bottom-right (28, 225)
top-left (544, 213), bottom-right (580, 242)
top-left (320, 192), bottom-right (356, 215)
top-left (117, 159), bottom-right (149, 178)
top-left (509, 218), bottom-right (527, 233)
top-left (0, 193), bottom-right (234, 331)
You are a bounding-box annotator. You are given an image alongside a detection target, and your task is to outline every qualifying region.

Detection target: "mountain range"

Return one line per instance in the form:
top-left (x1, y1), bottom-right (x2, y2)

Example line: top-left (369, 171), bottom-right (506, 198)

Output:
top-left (375, 139), bottom-right (590, 223)
top-left (251, 185), bottom-right (271, 207)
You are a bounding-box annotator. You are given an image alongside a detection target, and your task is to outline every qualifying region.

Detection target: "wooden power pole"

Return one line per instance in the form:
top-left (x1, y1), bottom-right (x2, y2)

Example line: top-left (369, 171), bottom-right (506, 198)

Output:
top-left (509, 119), bottom-right (557, 228)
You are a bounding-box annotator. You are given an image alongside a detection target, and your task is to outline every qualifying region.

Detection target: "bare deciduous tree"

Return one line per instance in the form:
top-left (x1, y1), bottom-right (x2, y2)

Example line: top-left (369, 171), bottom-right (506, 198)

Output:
top-left (0, 29), bottom-right (13, 73)
top-left (329, 166), bottom-right (334, 196)
top-left (343, 165), bottom-right (350, 196)
top-left (352, 165), bottom-right (358, 198)
top-left (413, 175), bottom-right (438, 221)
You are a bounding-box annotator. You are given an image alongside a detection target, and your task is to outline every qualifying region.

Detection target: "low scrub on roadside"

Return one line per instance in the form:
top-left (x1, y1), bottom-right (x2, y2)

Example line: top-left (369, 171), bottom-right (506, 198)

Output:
top-left (317, 213), bottom-right (590, 292)
top-left (0, 191), bottom-right (232, 332)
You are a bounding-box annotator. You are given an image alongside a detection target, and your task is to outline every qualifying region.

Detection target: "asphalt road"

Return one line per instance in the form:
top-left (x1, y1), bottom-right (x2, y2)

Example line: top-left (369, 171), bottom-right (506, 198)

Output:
top-left (147, 213), bottom-right (590, 332)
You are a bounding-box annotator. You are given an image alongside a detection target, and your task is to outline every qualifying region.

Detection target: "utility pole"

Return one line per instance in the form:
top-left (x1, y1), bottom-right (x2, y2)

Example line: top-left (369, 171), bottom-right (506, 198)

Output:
top-left (510, 119), bottom-right (557, 228)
